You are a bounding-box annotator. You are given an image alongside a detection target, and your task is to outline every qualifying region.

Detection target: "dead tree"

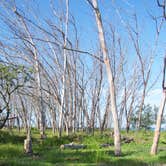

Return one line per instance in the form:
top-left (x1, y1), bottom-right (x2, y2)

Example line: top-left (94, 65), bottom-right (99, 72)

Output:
top-left (10, 6), bottom-right (46, 138)
top-left (24, 129), bottom-right (33, 154)
top-left (87, 0), bottom-right (121, 156)
top-left (58, 0), bottom-right (69, 137)
top-left (150, 56), bottom-right (166, 155)
top-left (126, 13), bottom-right (163, 129)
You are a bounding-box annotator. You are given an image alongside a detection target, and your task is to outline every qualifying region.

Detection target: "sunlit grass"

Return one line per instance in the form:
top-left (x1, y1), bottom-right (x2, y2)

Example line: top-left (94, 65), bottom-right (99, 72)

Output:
top-left (0, 128), bottom-right (166, 165)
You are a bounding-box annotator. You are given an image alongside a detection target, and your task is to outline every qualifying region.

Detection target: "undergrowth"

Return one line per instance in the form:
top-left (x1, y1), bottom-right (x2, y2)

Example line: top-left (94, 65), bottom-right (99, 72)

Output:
top-left (0, 129), bottom-right (166, 166)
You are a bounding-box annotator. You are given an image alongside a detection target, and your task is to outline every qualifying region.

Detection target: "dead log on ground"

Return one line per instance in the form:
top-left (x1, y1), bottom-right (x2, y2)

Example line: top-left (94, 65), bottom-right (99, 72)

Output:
top-left (100, 143), bottom-right (114, 148)
top-left (60, 142), bottom-right (87, 150)
top-left (121, 136), bottom-right (134, 144)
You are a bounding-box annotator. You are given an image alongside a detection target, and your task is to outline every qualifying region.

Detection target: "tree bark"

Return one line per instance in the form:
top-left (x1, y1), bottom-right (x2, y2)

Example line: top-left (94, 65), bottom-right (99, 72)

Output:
top-left (58, 0), bottom-right (69, 137)
top-left (13, 9), bottom-right (46, 138)
top-left (150, 56), bottom-right (166, 155)
top-left (137, 88), bottom-right (146, 129)
top-left (51, 108), bottom-right (56, 135)
top-left (150, 91), bottom-right (166, 155)
top-left (89, 0), bottom-right (121, 156)
top-left (24, 130), bottom-right (33, 154)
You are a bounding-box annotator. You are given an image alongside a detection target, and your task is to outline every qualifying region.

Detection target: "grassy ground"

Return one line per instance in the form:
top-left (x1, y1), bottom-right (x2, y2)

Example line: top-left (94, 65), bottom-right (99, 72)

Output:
top-left (0, 129), bottom-right (166, 166)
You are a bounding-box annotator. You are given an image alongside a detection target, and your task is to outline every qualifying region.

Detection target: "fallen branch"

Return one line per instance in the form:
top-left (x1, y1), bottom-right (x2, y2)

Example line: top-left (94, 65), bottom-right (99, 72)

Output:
top-left (60, 142), bottom-right (87, 150)
top-left (121, 136), bottom-right (134, 144)
top-left (100, 143), bottom-right (114, 148)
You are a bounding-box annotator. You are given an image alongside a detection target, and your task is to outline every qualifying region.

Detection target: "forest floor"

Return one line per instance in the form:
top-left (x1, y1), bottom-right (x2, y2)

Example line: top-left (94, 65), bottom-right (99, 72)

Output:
top-left (0, 129), bottom-right (166, 166)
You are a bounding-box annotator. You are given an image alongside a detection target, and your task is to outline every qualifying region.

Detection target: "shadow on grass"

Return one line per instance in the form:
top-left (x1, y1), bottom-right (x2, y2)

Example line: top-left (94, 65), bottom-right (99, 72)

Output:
top-left (1, 131), bottom-right (165, 166)
top-left (37, 138), bottom-right (166, 166)
top-left (39, 148), bottom-right (150, 166)
top-left (0, 130), bottom-right (41, 146)
top-left (0, 130), bottom-right (25, 144)
top-left (0, 145), bottom-right (24, 159)
top-left (158, 153), bottom-right (166, 163)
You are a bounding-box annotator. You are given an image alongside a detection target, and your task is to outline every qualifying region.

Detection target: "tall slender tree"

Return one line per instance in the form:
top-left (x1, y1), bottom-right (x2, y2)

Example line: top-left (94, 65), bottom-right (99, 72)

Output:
top-left (58, 0), bottom-right (69, 137)
top-left (87, 0), bottom-right (121, 156)
top-left (150, 56), bottom-right (166, 155)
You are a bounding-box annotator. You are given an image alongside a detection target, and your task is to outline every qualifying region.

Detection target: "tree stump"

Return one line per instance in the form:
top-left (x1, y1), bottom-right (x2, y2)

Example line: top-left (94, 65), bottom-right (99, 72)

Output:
top-left (24, 137), bottom-right (32, 154)
top-left (24, 131), bottom-right (33, 154)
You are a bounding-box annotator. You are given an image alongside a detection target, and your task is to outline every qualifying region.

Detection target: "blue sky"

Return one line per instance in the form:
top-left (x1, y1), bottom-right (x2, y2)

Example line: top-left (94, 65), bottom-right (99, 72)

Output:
top-left (1, 0), bottom-right (166, 107)
top-left (68, 0), bottom-right (165, 107)
top-left (20, 0), bottom-right (165, 56)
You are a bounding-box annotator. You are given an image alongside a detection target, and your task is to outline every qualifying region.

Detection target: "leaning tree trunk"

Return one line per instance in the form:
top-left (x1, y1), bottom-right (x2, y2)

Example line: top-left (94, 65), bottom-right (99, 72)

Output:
top-left (150, 56), bottom-right (166, 155)
top-left (13, 9), bottom-right (46, 139)
top-left (90, 0), bottom-right (121, 156)
top-left (150, 91), bottom-right (166, 155)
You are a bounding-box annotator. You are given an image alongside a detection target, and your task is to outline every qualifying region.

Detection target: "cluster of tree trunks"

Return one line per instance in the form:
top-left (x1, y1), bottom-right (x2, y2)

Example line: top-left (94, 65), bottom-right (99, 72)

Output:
top-left (0, 0), bottom-right (165, 157)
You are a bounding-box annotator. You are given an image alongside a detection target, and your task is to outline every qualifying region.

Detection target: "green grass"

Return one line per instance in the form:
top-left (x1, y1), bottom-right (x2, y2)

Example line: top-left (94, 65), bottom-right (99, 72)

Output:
top-left (0, 129), bottom-right (166, 166)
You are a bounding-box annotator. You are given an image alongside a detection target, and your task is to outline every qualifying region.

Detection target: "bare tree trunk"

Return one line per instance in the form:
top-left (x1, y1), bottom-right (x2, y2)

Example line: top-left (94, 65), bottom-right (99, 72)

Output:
top-left (101, 94), bottom-right (110, 133)
top-left (24, 129), bottom-right (32, 154)
top-left (58, 0), bottom-right (69, 137)
top-left (88, 0), bottom-right (121, 156)
top-left (20, 97), bottom-right (29, 134)
top-left (90, 64), bottom-right (102, 134)
top-left (101, 112), bottom-right (107, 133)
top-left (73, 62), bottom-right (77, 133)
top-left (137, 88), bottom-right (146, 129)
top-left (150, 91), bottom-right (166, 155)
top-left (90, 83), bottom-right (97, 134)
top-left (97, 105), bottom-right (102, 132)
top-left (13, 9), bottom-right (46, 138)
top-left (126, 93), bottom-right (135, 133)
top-left (150, 56), bottom-right (166, 155)
top-left (51, 108), bottom-right (56, 135)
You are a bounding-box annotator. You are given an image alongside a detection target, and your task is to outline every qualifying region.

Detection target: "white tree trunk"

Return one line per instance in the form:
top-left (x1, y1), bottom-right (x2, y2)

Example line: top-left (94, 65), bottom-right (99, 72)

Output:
top-left (90, 0), bottom-right (121, 156)
top-left (35, 58), bottom-right (46, 139)
top-left (24, 129), bottom-right (32, 154)
top-left (58, 0), bottom-right (69, 137)
top-left (13, 9), bottom-right (46, 138)
top-left (150, 92), bottom-right (166, 155)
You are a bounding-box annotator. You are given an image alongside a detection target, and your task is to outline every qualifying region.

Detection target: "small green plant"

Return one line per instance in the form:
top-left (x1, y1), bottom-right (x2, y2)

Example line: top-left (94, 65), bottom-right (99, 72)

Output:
top-left (0, 63), bottom-right (33, 129)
